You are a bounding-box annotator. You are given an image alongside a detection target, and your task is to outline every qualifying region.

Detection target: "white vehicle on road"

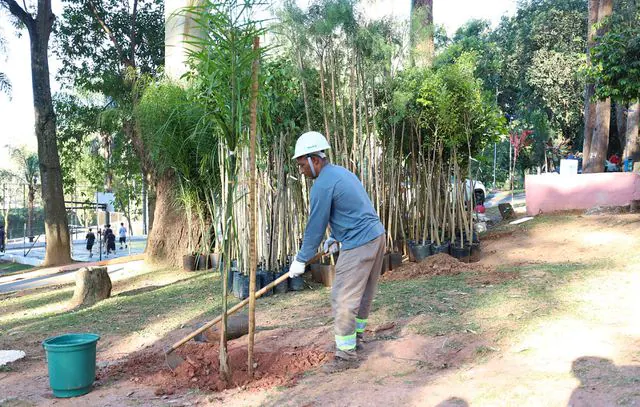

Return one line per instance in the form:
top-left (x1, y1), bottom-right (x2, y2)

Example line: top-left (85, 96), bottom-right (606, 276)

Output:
top-left (451, 178), bottom-right (487, 205)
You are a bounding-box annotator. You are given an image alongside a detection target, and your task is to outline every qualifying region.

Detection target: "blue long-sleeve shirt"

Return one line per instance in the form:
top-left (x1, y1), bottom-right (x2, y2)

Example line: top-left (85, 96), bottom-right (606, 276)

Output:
top-left (296, 164), bottom-right (385, 263)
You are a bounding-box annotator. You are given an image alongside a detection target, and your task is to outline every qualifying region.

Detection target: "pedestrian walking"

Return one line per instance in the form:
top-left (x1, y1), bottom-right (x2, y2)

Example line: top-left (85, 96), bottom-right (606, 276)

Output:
top-left (85, 228), bottom-right (96, 258)
top-left (118, 222), bottom-right (128, 249)
top-left (0, 225), bottom-right (5, 253)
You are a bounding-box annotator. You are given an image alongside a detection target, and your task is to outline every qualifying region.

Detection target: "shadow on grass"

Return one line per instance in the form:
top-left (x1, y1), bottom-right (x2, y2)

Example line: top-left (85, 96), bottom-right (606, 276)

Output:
top-left (114, 285), bottom-right (166, 297)
top-left (0, 271), bottom-right (222, 339)
top-left (568, 356), bottom-right (640, 405)
top-left (0, 287), bottom-right (74, 315)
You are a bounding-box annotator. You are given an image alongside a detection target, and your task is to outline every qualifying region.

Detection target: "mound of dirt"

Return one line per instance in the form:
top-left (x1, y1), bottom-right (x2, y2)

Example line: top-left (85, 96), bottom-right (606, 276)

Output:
top-left (99, 343), bottom-right (329, 395)
top-left (382, 253), bottom-right (489, 281)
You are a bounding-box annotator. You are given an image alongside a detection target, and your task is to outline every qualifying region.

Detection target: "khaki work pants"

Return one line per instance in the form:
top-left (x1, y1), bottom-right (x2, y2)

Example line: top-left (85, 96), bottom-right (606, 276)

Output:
top-left (332, 233), bottom-right (386, 360)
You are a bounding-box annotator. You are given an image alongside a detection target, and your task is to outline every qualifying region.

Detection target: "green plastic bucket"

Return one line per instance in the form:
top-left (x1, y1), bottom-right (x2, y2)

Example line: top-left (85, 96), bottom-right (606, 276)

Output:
top-left (42, 333), bottom-right (100, 398)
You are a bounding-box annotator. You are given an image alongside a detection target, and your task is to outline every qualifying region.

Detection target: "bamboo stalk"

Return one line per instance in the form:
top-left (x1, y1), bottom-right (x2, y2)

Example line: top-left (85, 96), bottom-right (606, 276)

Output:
top-left (247, 36), bottom-right (260, 378)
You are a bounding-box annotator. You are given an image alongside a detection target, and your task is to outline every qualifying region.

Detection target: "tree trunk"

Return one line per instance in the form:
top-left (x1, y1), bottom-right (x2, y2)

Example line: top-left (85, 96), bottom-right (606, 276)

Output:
top-left (411, 0), bottom-right (434, 68)
top-left (613, 102), bottom-right (627, 153)
top-left (624, 101), bottom-right (640, 161)
top-left (591, 98), bottom-right (611, 173)
top-left (70, 266), bottom-right (112, 309)
top-left (20, 1), bottom-right (72, 266)
top-left (584, 0), bottom-right (613, 173)
top-left (582, 0), bottom-right (599, 171)
top-left (296, 46), bottom-right (311, 131)
top-left (318, 50), bottom-right (331, 146)
top-left (145, 173), bottom-right (192, 266)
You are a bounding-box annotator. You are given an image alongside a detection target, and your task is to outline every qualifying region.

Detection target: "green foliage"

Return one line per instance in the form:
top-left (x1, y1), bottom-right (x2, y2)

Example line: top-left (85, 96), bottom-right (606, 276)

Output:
top-left (9, 146), bottom-right (39, 186)
top-left (417, 53), bottom-right (505, 156)
top-left (136, 81), bottom-right (209, 182)
top-left (308, 0), bottom-right (357, 39)
top-left (54, 0), bottom-right (164, 217)
top-left (54, 93), bottom-right (103, 193)
top-left (590, 7), bottom-right (640, 102)
top-left (0, 32), bottom-right (10, 97)
top-left (54, 0), bottom-right (164, 101)
top-left (526, 49), bottom-right (584, 139)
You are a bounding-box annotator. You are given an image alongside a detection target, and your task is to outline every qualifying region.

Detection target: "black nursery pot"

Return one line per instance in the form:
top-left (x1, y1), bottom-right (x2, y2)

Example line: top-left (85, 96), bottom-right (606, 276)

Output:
top-left (236, 274), bottom-right (249, 300)
top-left (182, 254), bottom-right (196, 272)
top-left (274, 269), bottom-right (289, 294)
top-left (289, 275), bottom-right (305, 291)
top-left (431, 241), bottom-right (451, 254)
top-left (388, 252), bottom-right (403, 270)
top-left (410, 241), bottom-right (432, 262)
top-left (450, 244), bottom-right (471, 259)
top-left (257, 270), bottom-right (274, 297)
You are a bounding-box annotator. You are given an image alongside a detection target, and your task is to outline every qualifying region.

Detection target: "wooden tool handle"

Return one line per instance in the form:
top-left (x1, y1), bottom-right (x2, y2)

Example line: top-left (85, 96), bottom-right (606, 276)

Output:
top-left (167, 251), bottom-right (325, 354)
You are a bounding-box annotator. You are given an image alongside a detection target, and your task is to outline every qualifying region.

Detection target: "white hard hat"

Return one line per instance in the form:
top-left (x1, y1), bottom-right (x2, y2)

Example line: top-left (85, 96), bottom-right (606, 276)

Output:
top-left (292, 131), bottom-right (331, 159)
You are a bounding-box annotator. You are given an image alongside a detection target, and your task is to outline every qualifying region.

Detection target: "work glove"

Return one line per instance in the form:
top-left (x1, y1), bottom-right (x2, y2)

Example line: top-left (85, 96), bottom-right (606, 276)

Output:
top-left (289, 257), bottom-right (306, 278)
top-left (323, 237), bottom-right (339, 254)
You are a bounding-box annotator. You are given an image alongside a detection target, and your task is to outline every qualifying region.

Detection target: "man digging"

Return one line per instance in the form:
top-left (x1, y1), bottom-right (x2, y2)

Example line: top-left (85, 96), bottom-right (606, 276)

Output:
top-left (289, 131), bottom-right (386, 373)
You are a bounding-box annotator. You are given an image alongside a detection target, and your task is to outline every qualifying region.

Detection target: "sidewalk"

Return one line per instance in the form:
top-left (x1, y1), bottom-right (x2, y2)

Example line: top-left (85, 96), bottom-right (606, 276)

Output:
top-left (0, 235), bottom-right (147, 267)
top-left (0, 255), bottom-right (147, 293)
top-left (0, 254), bottom-right (146, 285)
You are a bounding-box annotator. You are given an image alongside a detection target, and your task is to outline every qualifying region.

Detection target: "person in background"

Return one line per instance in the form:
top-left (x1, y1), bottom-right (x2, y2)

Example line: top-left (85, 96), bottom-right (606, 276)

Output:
top-left (105, 225), bottom-right (116, 256)
top-left (85, 228), bottom-right (96, 258)
top-left (118, 222), bottom-right (128, 249)
top-left (609, 153), bottom-right (621, 166)
top-left (0, 225), bottom-right (5, 253)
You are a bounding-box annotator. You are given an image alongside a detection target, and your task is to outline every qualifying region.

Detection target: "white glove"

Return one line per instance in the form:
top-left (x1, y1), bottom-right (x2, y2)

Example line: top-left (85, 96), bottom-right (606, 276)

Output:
top-left (289, 259), bottom-right (306, 278)
top-left (323, 237), bottom-right (339, 254)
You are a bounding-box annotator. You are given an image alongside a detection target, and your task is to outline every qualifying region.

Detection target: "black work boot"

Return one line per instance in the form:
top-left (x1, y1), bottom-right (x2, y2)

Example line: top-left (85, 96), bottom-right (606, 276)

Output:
top-left (322, 356), bottom-right (360, 373)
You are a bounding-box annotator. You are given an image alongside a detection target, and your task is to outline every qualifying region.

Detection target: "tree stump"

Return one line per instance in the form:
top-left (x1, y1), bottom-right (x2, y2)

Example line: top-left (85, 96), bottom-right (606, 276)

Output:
top-left (70, 267), bottom-right (112, 309)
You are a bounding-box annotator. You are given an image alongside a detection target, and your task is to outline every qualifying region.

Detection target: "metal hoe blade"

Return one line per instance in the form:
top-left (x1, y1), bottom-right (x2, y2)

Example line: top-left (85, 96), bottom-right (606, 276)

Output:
top-left (165, 348), bottom-right (185, 371)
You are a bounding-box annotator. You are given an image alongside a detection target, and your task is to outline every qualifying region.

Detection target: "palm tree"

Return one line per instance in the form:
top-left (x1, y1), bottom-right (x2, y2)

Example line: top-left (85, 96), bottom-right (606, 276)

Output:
top-left (9, 146), bottom-right (39, 241)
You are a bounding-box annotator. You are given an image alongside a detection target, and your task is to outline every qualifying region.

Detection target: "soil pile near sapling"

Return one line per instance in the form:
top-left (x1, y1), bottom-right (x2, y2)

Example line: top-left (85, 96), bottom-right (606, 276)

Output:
top-left (99, 342), bottom-right (329, 395)
top-left (382, 253), bottom-right (490, 281)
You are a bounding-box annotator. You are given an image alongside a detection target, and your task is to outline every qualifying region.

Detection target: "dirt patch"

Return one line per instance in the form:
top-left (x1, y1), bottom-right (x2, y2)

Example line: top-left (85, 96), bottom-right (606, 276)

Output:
top-left (99, 342), bottom-right (329, 395)
top-left (465, 270), bottom-right (519, 285)
top-left (382, 253), bottom-right (491, 281)
top-left (584, 205), bottom-right (631, 215)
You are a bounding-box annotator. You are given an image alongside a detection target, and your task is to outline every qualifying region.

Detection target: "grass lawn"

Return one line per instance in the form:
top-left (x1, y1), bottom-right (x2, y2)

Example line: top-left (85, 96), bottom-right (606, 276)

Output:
top-left (1, 213), bottom-right (638, 406)
top-left (0, 261), bottom-right (34, 276)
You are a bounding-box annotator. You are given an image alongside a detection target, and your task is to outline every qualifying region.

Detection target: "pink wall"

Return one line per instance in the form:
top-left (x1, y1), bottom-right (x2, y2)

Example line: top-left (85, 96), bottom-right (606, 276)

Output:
top-left (525, 173), bottom-right (640, 215)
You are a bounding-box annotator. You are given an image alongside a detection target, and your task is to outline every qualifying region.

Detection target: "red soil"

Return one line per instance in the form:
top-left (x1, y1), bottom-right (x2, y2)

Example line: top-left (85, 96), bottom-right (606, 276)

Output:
top-left (99, 342), bottom-right (329, 395)
top-left (382, 253), bottom-right (491, 281)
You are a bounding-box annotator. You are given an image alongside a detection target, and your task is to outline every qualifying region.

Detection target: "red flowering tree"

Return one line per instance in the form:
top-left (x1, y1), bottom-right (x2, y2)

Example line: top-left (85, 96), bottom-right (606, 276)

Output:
top-left (509, 129), bottom-right (534, 190)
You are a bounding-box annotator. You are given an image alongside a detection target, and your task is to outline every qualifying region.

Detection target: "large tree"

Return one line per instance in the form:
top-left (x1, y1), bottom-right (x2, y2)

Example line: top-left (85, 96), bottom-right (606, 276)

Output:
top-left (0, 0), bottom-right (71, 265)
top-left (590, 0), bottom-right (640, 162)
top-left (55, 0), bottom-right (172, 261)
top-left (582, 0), bottom-right (599, 168)
top-left (585, 0), bottom-right (613, 173)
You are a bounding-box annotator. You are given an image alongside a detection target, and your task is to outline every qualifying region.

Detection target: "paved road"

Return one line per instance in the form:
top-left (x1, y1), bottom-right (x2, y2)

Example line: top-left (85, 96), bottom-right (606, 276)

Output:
top-left (1, 235), bottom-right (147, 266)
top-left (0, 261), bottom-right (143, 293)
top-left (485, 191), bottom-right (526, 208)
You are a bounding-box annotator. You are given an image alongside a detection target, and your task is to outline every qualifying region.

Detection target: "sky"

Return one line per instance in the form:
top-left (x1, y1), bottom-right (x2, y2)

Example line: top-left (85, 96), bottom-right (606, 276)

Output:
top-left (0, 0), bottom-right (517, 169)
